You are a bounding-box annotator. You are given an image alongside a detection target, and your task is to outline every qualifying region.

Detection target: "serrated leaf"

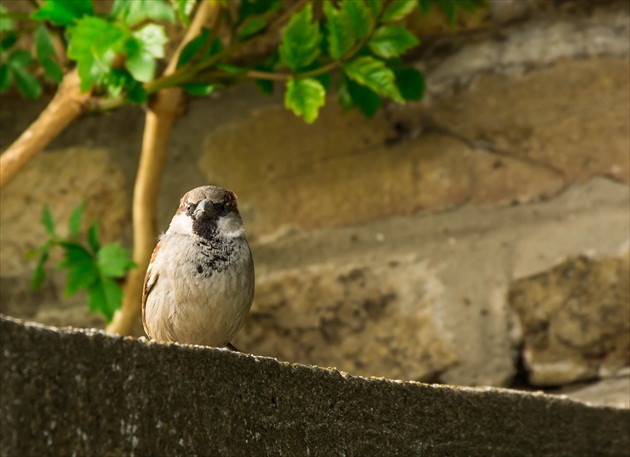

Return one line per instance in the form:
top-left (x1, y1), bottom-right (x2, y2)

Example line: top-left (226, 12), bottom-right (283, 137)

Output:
top-left (112, 0), bottom-right (175, 27)
top-left (125, 24), bottom-right (167, 82)
top-left (177, 28), bottom-right (210, 68)
top-left (13, 68), bottom-right (42, 99)
top-left (88, 221), bottom-right (100, 253)
top-left (381, 0), bottom-right (417, 22)
top-left (181, 82), bottom-right (214, 96)
top-left (172, 0), bottom-right (195, 26)
top-left (32, 0), bottom-right (94, 26)
top-left (41, 204), bottom-right (55, 236)
top-left (347, 76), bottom-right (381, 117)
top-left (68, 201), bottom-right (84, 239)
top-left (285, 77), bottom-right (325, 124)
top-left (342, 0), bottom-right (371, 39)
top-left (323, 1), bottom-right (355, 61)
top-left (58, 242), bottom-right (92, 266)
top-left (394, 66), bottom-right (425, 101)
top-left (344, 56), bottom-right (402, 102)
top-left (368, 24), bottom-right (419, 58)
top-left (67, 16), bottom-right (127, 91)
top-left (57, 243), bottom-right (98, 296)
top-left (279, 4), bottom-right (321, 71)
top-left (97, 242), bottom-right (136, 278)
top-left (88, 277), bottom-right (122, 321)
top-left (0, 65), bottom-right (9, 90)
top-left (30, 249), bottom-right (49, 290)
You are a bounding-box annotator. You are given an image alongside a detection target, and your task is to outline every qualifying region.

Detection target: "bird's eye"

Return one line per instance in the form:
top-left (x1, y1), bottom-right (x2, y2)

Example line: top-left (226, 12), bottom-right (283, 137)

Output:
top-left (185, 202), bottom-right (195, 213)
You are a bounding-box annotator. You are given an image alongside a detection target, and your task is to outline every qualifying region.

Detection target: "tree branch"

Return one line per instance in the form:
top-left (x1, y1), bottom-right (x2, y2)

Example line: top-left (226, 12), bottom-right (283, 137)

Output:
top-left (0, 70), bottom-right (91, 190)
top-left (106, 0), bottom-right (221, 336)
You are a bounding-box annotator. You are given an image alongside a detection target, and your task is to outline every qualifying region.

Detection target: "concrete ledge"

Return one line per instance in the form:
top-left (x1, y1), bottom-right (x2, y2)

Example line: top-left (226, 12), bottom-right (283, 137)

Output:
top-left (1, 315), bottom-right (628, 456)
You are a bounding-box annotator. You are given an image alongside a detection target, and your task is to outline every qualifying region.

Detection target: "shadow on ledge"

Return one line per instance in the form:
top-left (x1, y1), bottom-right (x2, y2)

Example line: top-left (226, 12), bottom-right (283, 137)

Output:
top-left (1, 315), bottom-right (628, 457)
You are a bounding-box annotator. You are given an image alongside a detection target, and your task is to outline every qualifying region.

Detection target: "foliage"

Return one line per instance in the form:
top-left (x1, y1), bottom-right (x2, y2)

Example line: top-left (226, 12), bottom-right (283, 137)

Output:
top-left (1, 0), bottom-right (485, 121)
top-left (29, 203), bottom-right (136, 322)
top-left (4, 0), bottom-right (484, 323)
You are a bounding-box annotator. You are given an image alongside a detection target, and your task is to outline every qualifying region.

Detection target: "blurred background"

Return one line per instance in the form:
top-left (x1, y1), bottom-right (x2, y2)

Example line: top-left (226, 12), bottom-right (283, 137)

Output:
top-left (1, 0), bottom-right (628, 408)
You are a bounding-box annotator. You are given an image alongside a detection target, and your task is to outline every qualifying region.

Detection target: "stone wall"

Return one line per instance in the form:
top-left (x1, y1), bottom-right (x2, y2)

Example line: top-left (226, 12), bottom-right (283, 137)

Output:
top-left (2, 316), bottom-right (628, 457)
top-left (1, 0), bottom-right (628, 397)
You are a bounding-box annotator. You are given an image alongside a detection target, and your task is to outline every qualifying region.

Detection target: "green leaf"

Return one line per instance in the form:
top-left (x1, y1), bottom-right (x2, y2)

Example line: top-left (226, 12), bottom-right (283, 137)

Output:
top-left (381, 0), bottom-right (417, 22)
top-left (41, 204), bottom-right (56, 237)
top-left (342, 0), bottom-right (371, 40)
top-left (368, 24), bottom-right (419, 59)
top-left (30, 249), bottom-right (49, 290)
top-left (88, 277), bottom-right (123, 321)
top-left (181, 82), bottom-right (214, 96)
top-left (0, 65), bottom-right (9, 90)
top-left (367, 0), bottom-right (385, 16)
top-left (13, 68), bottom-right (42, 99)
top-left (285, 77), bottom-right (326, 124)
top-left (393, 66), bottom-right (425, 101)
top-left (125, 24), bottom-right (167, 82)
top-left (347, 76), bottom-right (381, 117)
top-left (279, 4), bottom-right (321, 71)
top-left (87, 221), bottom-right (100, 253)
top-left (1, 32), bottom-right (17, 51)
top-left (216, 64), bottom-right (246, 74)
top-left (323, 1), bottom-right (355, 61)
top-left (0, 4), bottom-right (14, 32)
top-left (255, 78), bottom-right (274, 95)
top-left (344, 56), bottom-right (402, 102)
top-left (177, 28), bottom-right (210, 68)
top-left (237, 16), bottom-right (268, 40)
top-left (172, 0), bottom-right (195, 26)
top-left (112, 0), bottom-right (175, 27)
top-left (35, 25), bottom-right (63, 83)
top-left (67, 16), bottom-right (127, 91)
top-left (97, 242), bottom-right (136, 278)
top-left (8, 50), bottom-right (34, 68)
top-left (57, 243), bottom-right (98, 295)
top-left (68, 201), bottom-right (84, 239)
top-left (32, 0), bottom-right (94, 26)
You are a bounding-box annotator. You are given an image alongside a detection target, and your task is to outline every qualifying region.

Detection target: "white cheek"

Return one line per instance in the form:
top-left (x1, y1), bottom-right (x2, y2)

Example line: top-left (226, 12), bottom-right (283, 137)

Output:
top-left (167, 212), bottom-right (193, 235)
top-left (218, 213), bottom-right (245, 238)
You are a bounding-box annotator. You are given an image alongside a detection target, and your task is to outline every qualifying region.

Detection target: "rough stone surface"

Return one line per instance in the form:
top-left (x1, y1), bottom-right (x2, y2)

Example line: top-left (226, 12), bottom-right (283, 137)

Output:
top-left (1, 316), bottom-right (628, 457)
top-left (510, 253), bottom-right (630, 386)
top-left (233, 178), bottom-right (629, 387)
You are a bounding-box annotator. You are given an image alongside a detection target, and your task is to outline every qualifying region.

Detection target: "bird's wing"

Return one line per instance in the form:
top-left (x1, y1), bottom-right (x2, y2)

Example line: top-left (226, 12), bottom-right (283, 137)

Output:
top-left (142, 243), bottom-right (161, 338)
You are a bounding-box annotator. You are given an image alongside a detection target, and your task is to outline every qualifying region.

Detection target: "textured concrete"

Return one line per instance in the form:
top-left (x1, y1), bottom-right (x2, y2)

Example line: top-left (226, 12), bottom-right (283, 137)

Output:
top-left (1, 316), bottom-right (629, 457)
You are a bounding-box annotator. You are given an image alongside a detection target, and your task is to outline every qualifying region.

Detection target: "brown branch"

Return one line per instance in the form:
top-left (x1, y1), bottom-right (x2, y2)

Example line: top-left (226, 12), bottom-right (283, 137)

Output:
top-left (106, 0), bottom-right (221, 336)
top-left (0, 70), bottom-right (91, 190)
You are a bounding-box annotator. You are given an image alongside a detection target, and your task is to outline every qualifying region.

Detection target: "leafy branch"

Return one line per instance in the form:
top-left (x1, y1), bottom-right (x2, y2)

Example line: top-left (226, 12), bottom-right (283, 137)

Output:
top-left (1, 0), bottom-right (485, 334)
top-left (29, 203), bottom-right (136, 322)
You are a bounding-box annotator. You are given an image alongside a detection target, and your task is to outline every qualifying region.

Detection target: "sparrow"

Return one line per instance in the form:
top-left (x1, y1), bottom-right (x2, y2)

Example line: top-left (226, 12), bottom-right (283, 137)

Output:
top-left (142, 186), bottom-right (255, 348)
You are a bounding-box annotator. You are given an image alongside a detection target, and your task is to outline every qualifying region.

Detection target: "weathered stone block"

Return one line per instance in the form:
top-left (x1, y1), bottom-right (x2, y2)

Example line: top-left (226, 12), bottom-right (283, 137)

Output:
top-left (1, 316), bottom-right (628, 457)
top-left (510, 253), bottom-right (630, 386)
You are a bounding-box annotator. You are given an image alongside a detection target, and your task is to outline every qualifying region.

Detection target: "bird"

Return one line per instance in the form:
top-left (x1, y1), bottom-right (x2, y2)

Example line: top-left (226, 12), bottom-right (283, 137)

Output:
top-left (142, 185), bottom-right (254, 349)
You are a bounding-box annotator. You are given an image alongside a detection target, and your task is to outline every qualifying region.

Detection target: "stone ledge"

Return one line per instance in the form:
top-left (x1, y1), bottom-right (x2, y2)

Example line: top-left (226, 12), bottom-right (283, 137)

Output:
top-left (1, 315), bottom-right (628, 457)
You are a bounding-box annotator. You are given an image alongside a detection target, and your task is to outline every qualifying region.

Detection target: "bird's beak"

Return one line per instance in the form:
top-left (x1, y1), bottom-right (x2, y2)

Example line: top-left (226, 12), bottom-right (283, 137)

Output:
top-left (193, 200), bottom-right (213, 220)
